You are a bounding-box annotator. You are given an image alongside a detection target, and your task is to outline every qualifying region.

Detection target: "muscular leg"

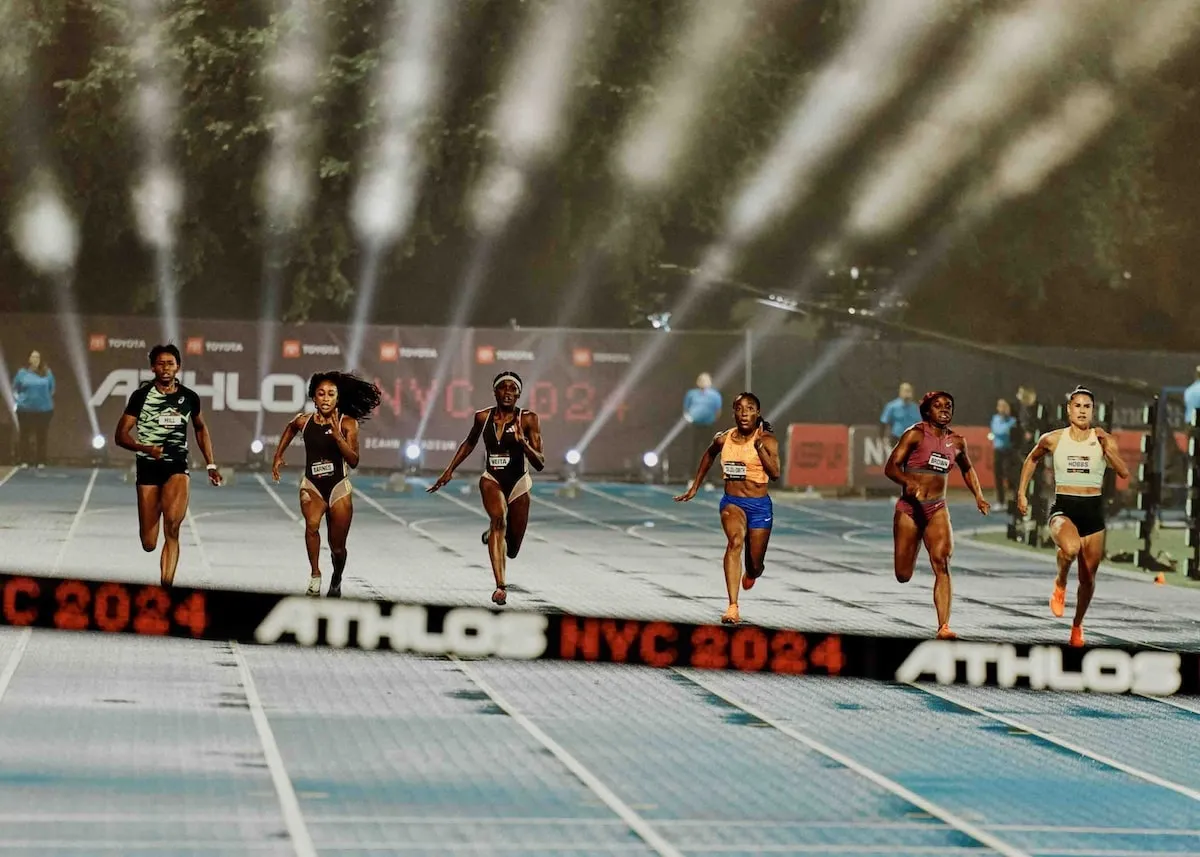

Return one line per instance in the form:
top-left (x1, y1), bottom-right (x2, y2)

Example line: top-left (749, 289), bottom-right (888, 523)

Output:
top-left (720, 504), bottom-right (748, 622)
top-left (1073, 530), bottom-right (1105, 629)
top-left (158, 474), bottom-right (190, 588)
top-left (1048, 515), bottom-right (1081, 617)
top-left (742, 526), bottom-right (770, 588)
top-left (922, 508), bottom-right (955, 634)
top-left (479, 477), bottom-right (508, 603)
top-left (325, 495), bottom-right (352, 596)
top-left (504, 492), bottom-right (530, 560)
top-left (893, 508), bottom-right (922, 584)
top-left (300, 489), bottom-right (328, 594)
top-left (136, 485), bottom-right (163, 552)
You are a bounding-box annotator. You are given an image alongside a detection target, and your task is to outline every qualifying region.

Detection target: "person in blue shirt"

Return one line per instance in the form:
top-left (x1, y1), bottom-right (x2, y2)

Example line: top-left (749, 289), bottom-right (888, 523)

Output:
top-left (879, 382), bottom-right (921, 445)
top-left (989, 397), bottom-right (1018, 505)
top-left (682, 373), bottom-right (722, 480)
top-left (1184, 365), bottom-right (1200, 427)
top-left (12, 350), bottom-right (55, 468)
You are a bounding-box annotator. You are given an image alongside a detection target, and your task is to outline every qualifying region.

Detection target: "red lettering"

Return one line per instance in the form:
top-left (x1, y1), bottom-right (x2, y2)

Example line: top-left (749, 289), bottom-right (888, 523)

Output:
top-left (600, 620), bottom-right (640, 662)
top-left (729, 627), bottom-right (769, 672)
top-left (530, 382), bottom-right (558, 421)
top-left (559, 616), bottom-right (601, 661)
top-left (809, 635), bottom-right (845, 675)
top-left (640, 622), bottom-right (678, 667)
top-left (132, 587), bottom-right (170, 636)
top-left (173, 592), bottom-right (209, 637)
top-left (54, 580), bottom-right (91, 632)
top-left (769, 630), bottom-right (808, 674)
top-left (3, 577), bottom-right (39, 626)
top-left (446, 379), bottom-right (474, 419)
top-left (376, 377), bottom-right (402, 417)
top-left (690, 626), bottom-right (729, 670)
top-left (408, 378), bottom-right (437, 417)
top-left (93, 583), bottom-right (131, 633)
top-left (565, 383), bottom-right (595, 422)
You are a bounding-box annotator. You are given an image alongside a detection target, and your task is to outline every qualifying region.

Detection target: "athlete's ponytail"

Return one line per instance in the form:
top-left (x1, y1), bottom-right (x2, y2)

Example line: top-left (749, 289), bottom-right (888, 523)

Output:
top-left (758, 417), bottom-right (774, 434)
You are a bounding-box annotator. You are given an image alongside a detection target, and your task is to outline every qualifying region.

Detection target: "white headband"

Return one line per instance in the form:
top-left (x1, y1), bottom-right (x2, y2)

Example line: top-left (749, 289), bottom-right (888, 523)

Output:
top-left (493, 373), bottom-right (522, 394)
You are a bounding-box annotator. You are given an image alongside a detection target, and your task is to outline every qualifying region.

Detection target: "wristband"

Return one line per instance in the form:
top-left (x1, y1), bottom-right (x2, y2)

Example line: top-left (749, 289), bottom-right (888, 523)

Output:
top-left (206, 464), bottom-right (218, 471)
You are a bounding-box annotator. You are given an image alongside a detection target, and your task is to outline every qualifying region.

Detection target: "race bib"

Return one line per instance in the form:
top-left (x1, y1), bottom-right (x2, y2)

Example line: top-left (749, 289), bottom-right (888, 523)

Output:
top-left (488, 454), bottom-right (511, 469)
top-left (158, 413), bottom-right (184, 427)
top-left (722, 460), bottom-right (747, 480)
top-left (927, 451), bottom-right (951, 472)
top-left (1066, 455), bottom-right (1091, 474)
top-left (310, 460), bottom-right (335, 477)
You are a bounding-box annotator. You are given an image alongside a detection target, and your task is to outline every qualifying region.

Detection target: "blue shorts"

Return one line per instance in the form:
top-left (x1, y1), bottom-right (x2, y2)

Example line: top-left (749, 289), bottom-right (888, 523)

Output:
top-left (719, 493), bottom-right (773, 530)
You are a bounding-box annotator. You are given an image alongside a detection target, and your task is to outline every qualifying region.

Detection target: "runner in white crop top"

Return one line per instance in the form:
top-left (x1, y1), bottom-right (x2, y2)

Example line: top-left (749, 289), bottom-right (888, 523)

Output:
top-left (1016, 386), bottom-right (1129, 648)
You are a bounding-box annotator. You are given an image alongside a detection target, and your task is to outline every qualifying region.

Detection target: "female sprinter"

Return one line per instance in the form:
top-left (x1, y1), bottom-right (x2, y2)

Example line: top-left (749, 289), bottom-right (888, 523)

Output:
top-left (884, 391), bottom-right (990, 640)
top-left (271, 371), bottom-right (382, 598)
top-left (428, 371), bottom-right (545, 606)
top-left (674, 392), bottom-right (781, 625)
top-left (1016, 386), bottom-right (1128, 646)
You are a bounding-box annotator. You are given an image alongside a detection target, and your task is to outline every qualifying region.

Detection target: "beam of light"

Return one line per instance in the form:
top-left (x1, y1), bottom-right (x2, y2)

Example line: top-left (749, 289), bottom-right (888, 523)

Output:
top-left (6, 177), bottom-right (100, 438)
top-left (574, 0), bottom-right (955, 456)
top-left (0, 344), bottom-right (16, 425)
top-left (416, 0), bottom-right (600, 444)
top-left (616, 0), bottom-right (765, 194)
top-left (346, 0), bottom-right (454, 370)
top-left (467, 0), bottom-right (600, 234)
top-left (123, 0), bottom-right (185, 346)
top-left (843, 0), bottom-right (1121, 242)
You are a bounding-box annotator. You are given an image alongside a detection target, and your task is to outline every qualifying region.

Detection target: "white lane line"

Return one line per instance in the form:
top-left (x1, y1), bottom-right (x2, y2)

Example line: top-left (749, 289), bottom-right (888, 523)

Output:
top-left (678, 669), bottom-right (1032, 857)
top-left (911, 683), bottom-right (1200, 802)
top-left (450, 656), bottom-right (684, 857)
top-left (51, 468), bottom-right (98, 573)
top-left (0, 628), bottom-right (32, 706)
top-left (0, 467), bottom-right (18, 489)
top-left (254, 474), bottom-right (301, 523)
top-left (230, 640), bottom-right (316, 857)
top-left (1140, 694), bottom-right (1200, 717)
top-left (185, 507), bottom-right (215, 582)
top-left (354, 487), bottom-right (408, 526)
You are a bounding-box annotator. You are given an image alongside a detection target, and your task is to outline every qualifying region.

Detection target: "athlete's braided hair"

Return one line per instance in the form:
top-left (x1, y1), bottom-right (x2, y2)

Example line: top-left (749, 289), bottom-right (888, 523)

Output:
top-left (734, 392), bottom-right (774, 434)
top-left (308, 371), bottom-right (383, 421)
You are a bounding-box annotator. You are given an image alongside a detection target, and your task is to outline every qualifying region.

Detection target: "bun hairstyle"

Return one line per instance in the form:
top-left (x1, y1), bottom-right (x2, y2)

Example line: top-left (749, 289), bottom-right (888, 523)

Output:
top-left (919, 390), bottom-right (955, 421)
top-left (1066, 385), bottom-right (1095, 405)
top-left (734, 392), bottom-right (774, 434)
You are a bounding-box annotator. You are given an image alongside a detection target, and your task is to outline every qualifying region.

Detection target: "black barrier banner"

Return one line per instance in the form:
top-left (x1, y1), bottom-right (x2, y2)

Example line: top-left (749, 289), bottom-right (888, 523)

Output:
top-left (0, 573), bottom-right (1195, 696)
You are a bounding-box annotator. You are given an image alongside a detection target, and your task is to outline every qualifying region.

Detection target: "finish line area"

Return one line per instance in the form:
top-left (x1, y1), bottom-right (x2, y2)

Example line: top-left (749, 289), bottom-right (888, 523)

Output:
top-left (0, 466), bottom-right (1197, 856)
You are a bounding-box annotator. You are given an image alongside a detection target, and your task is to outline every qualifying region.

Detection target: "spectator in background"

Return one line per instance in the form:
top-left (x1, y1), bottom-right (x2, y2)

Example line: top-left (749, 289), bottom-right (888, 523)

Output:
top-left (990, 398), bottom-right (1018, 505)
top-left (1016, 384), bottom-right (1050, 452)
top-left (879, 382), bottom-right (920, 445)
top-left (683, 373), bottom-right (722, 475)
top-left (1184, 365), bottom-right (1200, 426)
top-left (13, 349), bottom-right (55, 469)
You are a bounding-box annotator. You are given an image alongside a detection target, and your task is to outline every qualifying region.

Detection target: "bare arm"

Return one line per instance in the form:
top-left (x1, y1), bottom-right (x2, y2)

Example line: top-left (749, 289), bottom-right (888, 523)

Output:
top-left (428, 411), bottom-right (487, 492)
top-left (272, 414), bottom-right (304, 466)
top-left (328, 414), bottom-right (360, 469)
top-left (755, 431), bottom-right (781, 481)
top-left (883, 428), bottom-right (922, 493)
top-left (1016, 431), bottom-right (1057, 515)
top-left (518, 411), bottom-right (545, 472)
top-left (192, 412), bottom-right (217, 467)
top-left (1096, 428), bottom-right (1130, 480)
top-left (675, 433), bottom-right (724, 501)
top-left (114, 413), bottom-right (158, 457)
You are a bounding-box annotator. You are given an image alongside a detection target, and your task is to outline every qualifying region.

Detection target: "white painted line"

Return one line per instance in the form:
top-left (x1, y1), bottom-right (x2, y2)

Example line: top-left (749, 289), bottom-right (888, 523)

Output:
top-left (254, 474), bottom-right (301, 523)
top-left (450, 656), bottom-right (684, 857)
top-left (185, 507), bottom-right (214, 580)
top-left (230, 640), bottom-right (316, 857)
top-left (52, 468), bottom-right (98, 573)
top-left (0, 467), bottom-right (17, 489)
top-left (1137, 692), bottom-right (1200, 717)
top-left (679, 669), bottom-right (1032, 857)
top-left (0, 628), bottom-right (32, 705)
top-left (911, 683), bottom-right (1200, 802)
top-left (354, 487), bottom-right (409, 526)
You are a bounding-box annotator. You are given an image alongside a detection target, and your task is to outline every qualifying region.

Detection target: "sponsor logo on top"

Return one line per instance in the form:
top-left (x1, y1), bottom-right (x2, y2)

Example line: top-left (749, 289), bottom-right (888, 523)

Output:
top-left (476, 346), bottom-right (534, 364)
top-left (89, 334), bottom-right (146, 352)
top-left (186, 337), bottom-right (244, 355)
top-left (380, 342), bottom-right (438, 362)
top-left (282, 340), bottom-right (342, 358)
top-left (572, 347), bottom-right (631, 366)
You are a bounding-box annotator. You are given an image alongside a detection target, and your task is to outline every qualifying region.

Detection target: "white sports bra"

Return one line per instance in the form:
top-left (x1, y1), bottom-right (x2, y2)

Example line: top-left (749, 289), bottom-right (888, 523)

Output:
top-left (1052, 428), bottom-right (1106, 490)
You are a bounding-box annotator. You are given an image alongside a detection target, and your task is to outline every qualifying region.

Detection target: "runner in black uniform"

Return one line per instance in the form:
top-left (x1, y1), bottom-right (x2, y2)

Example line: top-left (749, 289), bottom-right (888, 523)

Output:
top-left (428, 371), bottom-right (544, 606)
top-left (114, 344), bottom-right (222, 587)
top-left (272, 371), bottom-right (381, 597)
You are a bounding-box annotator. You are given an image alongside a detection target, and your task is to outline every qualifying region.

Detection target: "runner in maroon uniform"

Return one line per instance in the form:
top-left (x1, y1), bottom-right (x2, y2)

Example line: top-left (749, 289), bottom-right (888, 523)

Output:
top-left (884, 391), bottom-right (990, 639)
